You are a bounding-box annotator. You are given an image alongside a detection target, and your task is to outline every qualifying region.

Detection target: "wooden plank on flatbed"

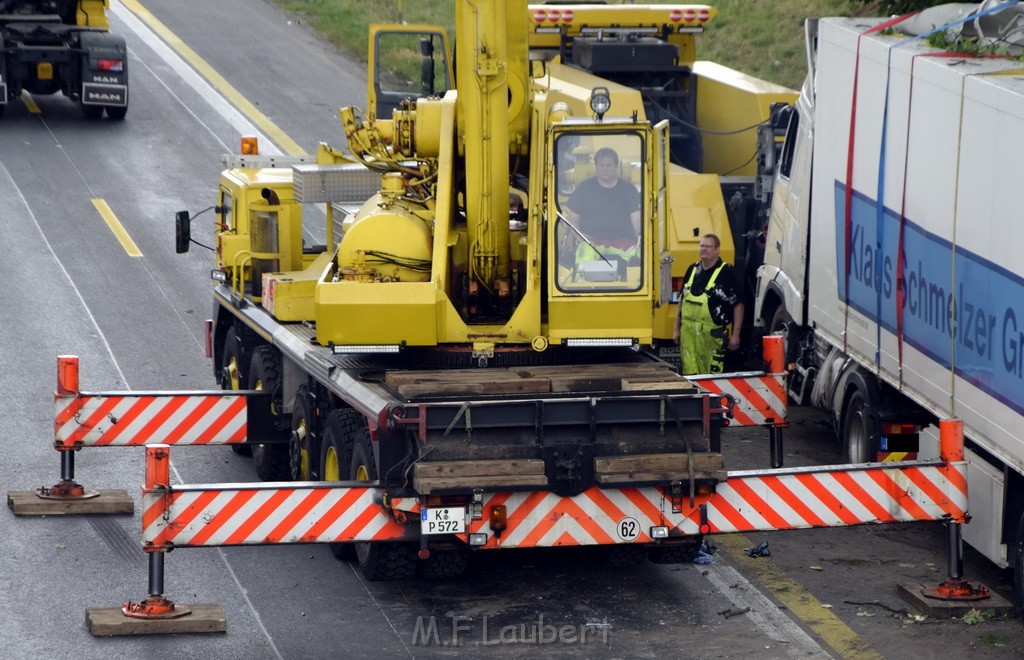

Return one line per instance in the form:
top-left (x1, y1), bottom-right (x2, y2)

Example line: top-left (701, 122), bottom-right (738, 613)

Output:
top-left (515, 362), bottom-right (676, 376)
top-left (621, 377), bottom-right (695, 391)
top-left (414, 474), bottom-right (549, 493)
top-left (397, 378), bottom-right (550, 398)
top-left (385, 368), bottom-right (526, 387)
top-left (594, 453), bottom-right (726, 481)
top-left (415, 459), bottom-right (546, 478)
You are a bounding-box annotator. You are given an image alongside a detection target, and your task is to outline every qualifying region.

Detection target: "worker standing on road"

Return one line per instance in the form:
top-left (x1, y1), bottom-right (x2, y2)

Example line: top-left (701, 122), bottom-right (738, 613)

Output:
top-left (673, 233), bottom-right (743, 374)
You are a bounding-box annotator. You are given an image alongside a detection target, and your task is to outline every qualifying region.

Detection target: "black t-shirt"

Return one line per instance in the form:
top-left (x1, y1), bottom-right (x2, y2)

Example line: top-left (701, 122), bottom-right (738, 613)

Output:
top-left (683, 259), bottom-right (740, 326)
top-left (566, 177), bottom-right (640, 242)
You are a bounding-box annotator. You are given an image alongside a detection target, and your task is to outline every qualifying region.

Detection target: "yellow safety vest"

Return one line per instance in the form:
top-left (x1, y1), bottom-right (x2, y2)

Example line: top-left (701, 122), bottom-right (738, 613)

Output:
top-left (680, 262), bottom-right (728, 375)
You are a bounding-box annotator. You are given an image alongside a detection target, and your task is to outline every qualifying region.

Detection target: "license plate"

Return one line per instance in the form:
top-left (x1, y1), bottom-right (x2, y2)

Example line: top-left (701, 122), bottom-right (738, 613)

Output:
top-left (420, 506), bottom-right (466, 535)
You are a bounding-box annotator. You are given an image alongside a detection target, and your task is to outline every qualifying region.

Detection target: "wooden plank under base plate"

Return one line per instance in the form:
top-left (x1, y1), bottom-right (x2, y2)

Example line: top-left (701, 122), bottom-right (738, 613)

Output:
top-left (7, 489), bottom-right (134, 515)
top-left (87, 603), bottom-right (226, 636)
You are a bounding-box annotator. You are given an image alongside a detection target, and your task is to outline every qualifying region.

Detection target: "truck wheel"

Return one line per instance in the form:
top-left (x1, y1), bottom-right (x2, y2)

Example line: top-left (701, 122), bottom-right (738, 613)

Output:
top-left (320, 409), bottom-right (356, 561)
top-left (221, 333), bottom-right (251, 456)
top-left (419, 548), bottom-right (470, 579)
top-left (81, 104), bottom-right (103, 119)
top-left (290, 385), bottom-right (313, 481)
top-left (769, 306), bottom-right (794, 362)
top-left (599, 544), bottom-right (648, 568)
top-left (841, 389), bottom-right (880, 463)
top-left (105, 105), bottom-right (127, 120)
top-left (648, 536), bottom-right (703, 564)
top-left (351, 433), bottom-right (417, 580)
top-left (248, 347), bottom-right (291, 481)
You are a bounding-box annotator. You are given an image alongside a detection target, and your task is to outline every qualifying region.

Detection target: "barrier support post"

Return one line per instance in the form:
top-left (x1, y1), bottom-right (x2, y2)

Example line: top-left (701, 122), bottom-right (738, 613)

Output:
top-left (918, 419), bottom-right (990, 601)
top-left (85, 445), bottom-right (225, 635)
top-left (763, 336), bottom-right (786, 468)
top-left (121, 551), bottom-right (191, 620)
top-left (37, 356), bottom-right (99, 501)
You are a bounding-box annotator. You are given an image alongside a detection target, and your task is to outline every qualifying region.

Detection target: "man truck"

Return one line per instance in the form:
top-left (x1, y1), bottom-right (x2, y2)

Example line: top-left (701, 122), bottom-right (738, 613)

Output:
top-left (0, 0), bottom-right (128, 118)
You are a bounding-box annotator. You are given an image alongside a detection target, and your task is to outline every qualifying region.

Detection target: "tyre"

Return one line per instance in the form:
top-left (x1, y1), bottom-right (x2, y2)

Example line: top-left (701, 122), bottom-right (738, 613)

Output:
top-left (769, 306), bottom-right (794, 362)
top-left (350, 430), bottom-right (417, 580)
top-left (105, 105), bottom-right (127, 120)
top-left (290, 384), bottom-right (314, 481)
top-left (321, 409), bottom-right (355, 561)
top-left (841, 389), bottom-right (880, 463)
top-left (598, 544), bottom-right (648, 568)
top-left (221, 332), bottom-right (251, 456)
top-left (419, 548), bottom-right (470, 579)
top-left (248, 346), bottom-right (291, 481)
top-left (648, 536), bottom-right (703, 564)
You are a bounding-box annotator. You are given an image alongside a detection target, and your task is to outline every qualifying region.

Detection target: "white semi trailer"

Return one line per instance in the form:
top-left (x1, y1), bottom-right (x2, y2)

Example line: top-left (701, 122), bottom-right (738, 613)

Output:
top-left (755, 13), bottom-right (1024, 606)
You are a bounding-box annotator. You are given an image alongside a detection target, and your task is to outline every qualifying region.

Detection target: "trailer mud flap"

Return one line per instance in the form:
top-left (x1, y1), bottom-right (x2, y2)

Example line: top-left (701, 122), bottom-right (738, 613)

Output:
top-left (81, 82), bottom-right (127, 106)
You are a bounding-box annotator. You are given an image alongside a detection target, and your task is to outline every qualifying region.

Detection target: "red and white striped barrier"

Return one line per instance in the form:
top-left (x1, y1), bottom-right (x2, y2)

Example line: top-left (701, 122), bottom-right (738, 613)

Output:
top-left (689, 372), bottom-right (787, 427)
top-left (139, 446), bottom-right (967, 550)
top-left (55, 393), bottom-right (247, 448)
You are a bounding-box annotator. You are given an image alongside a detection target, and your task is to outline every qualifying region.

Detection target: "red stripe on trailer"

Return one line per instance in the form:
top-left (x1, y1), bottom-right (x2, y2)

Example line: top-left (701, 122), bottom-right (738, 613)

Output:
top-left (587, 486), bottom-right (630, 524)
top-left (621, 487), bottom-right (668, 525)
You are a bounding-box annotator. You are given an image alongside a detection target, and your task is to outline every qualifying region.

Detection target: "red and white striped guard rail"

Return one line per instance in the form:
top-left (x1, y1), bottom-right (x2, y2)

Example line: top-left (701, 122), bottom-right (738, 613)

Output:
top-left (55, 392), bottom-right (247, 448)
top-left (140, 447), bottom-right (966, 550)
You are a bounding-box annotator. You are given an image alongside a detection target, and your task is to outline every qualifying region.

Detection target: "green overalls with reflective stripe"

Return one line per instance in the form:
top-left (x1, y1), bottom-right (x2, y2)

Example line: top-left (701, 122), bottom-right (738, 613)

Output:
top-left (680, 262), bottom-right (728, 375)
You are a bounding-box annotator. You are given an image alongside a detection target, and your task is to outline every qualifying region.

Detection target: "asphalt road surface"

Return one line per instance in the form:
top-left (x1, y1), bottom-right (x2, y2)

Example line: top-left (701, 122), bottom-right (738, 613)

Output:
top-left (1, 2), bottom-right (1021, 658)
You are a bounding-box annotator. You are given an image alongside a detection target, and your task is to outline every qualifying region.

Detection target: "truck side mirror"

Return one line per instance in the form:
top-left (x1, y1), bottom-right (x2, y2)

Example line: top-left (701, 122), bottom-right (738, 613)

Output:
top-left (175, 211), bottom-right (191, 254)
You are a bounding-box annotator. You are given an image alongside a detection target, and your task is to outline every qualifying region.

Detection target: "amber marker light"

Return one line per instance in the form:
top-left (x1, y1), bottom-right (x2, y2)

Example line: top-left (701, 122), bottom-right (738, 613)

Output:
top-left (241, 135), bottom-right (259, 155)
top-left (489, 505), bottom-right (508, 534)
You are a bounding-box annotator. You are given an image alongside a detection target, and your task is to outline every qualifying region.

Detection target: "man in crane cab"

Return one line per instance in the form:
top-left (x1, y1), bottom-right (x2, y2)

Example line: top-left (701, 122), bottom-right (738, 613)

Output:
top-left (673, 233), bottom-right (744, 375)
top-left (564, 147), bottom-right (642, 265)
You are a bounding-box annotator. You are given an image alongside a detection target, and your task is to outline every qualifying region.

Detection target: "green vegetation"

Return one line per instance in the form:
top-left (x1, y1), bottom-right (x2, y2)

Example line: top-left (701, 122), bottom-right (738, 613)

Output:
top-left (273, 1), bottom-right (882, 90)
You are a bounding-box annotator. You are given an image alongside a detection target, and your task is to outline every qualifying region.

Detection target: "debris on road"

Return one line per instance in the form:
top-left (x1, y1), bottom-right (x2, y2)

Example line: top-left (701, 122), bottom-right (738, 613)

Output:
top-left (743, 541), bottom-right (770, 558)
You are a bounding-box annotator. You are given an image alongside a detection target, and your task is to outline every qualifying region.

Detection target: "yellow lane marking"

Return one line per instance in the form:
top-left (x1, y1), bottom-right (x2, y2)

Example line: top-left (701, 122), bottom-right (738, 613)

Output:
top-left (716, 534), bottom-right (882, 660)
top-left (21, 90), bottom-right (41, 114)
top-left (119, 0), bottom-right (306, 157)
top-left (92, 199), bottom-right (143, 257)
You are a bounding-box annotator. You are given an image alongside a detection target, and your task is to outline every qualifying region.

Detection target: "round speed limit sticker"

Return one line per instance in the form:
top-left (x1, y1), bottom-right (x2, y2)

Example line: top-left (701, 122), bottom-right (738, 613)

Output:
top-left (616, 517), bottom-right (641, 541)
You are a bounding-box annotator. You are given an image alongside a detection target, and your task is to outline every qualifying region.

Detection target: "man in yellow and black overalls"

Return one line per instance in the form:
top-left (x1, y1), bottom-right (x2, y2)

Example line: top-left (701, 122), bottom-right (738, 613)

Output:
top-left (673, 233), bottom-right (744, 374)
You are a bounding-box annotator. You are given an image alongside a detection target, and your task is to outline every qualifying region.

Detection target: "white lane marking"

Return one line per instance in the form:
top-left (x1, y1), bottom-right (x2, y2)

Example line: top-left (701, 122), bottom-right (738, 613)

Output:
top-left (702, 563), bottom-right (834, 659)
top-left (109, 0), bottom-right (282, 155)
